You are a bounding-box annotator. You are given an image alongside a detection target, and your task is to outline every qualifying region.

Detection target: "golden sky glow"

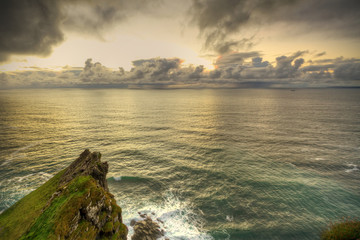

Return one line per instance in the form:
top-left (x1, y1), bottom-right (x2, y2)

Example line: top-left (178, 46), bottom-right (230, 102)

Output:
top-left (0, 0), bottom-right (359, 88)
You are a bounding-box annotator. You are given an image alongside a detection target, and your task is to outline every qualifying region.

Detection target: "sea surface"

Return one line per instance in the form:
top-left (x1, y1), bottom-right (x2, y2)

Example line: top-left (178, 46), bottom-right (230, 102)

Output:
top-left (0, 88), bottom-right (359, 239)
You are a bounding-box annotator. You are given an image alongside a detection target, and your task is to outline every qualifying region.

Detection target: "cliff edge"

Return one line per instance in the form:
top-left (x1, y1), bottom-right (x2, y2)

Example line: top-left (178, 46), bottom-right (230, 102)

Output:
top-left (0, 149), bottom-right (128, 240)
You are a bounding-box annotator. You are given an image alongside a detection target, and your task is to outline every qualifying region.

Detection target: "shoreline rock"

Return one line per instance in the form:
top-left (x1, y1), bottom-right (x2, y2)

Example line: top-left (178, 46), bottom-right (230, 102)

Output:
top-left (131, 212), bottom-right (166, 240)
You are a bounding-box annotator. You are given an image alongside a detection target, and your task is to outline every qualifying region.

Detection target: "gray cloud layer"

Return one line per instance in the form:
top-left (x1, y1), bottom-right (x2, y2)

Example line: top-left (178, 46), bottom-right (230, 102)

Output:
top-left (190, 0), bottom-right (360, 54)
top-left (2, 53), bottom-right (360, 89)
top-left (1, 0), bottom-right (359, 61)
top-left (0, 0), bottom-right (160, 62)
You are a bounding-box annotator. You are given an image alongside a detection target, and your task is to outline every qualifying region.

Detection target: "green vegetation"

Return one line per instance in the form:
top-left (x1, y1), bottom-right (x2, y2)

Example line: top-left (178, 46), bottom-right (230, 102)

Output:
top-left (321, 217), bottom-right (360, 240)
top-left (0, 150), bottom-right (127, 239)
top-left (0, 170), bottom-right (65, 240)
top-left (20, 175), bottom-right (92, 239)
top-left (0, 173), bottom-right (126, 239)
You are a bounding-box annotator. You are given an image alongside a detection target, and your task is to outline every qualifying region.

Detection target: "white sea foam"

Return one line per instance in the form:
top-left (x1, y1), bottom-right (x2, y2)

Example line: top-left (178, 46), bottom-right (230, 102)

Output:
top-left (0, 171), bottom-right (54, 211)
top-left (120, 191), bottom-right (214, 240)
top-left (5, 171), bottom-right (53, 185)
top-left (113, 176), bottom-right (122, 181)
top-left (15, 173), bottom-right (35, 182)
top-left (345, 164), bottom-right (359, 173)
top-left (226, 215), bottom-right (234, 222)
top-left (38, 172), bottom-right (54, 179)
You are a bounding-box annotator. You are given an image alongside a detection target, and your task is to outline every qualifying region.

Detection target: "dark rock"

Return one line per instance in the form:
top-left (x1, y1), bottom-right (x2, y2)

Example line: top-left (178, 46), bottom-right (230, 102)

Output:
top-left (60, 149), bottom-right (109, 190)
top-left (156, 218), bottom-right (164, 224)
top-left (131, 216), bottom-right (164, 240)
top-left (130, 219), bottom-right (136, 227)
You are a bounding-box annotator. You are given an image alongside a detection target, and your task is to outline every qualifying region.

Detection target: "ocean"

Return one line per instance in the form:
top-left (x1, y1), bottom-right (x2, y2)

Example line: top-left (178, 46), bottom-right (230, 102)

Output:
top-left (0, 88), bottom-right (359, 239)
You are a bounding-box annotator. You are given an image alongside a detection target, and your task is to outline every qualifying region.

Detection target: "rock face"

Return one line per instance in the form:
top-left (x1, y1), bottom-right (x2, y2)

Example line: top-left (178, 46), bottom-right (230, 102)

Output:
top-left (60, 149), bottom-right (109, 190)
top-left (131, 214), bottom-right (165, 240)
top-left (0, 149), bottom-right (127, 240)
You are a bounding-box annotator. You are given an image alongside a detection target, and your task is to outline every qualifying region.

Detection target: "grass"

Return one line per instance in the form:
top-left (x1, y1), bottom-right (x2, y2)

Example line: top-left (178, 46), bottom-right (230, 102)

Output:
top-left (20, 175), bottom-right (92, 239)
top-left (0, 170), bottom-right (127, 239)
top-left (0, 170), bottom-right (65, 240)
top-left (321, 217), bottom-right (360, 240)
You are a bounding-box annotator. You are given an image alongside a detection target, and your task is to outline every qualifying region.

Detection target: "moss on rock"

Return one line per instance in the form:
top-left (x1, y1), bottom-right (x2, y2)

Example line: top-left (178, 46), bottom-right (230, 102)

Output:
top-left (0, 149), bottom-right (127, 240)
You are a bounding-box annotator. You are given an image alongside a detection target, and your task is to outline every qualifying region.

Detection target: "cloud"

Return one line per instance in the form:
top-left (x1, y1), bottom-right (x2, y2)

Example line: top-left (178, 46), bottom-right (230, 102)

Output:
top-left (334, 62), bottom-right (360, 80)
top-left (314, 51), bottom-right (326, 58)
top-left (127, 58), bottom-right (182, 83)
top-left (78, 57), bottom-right (184, 87)
top-left (190, 0), bottom-right (360, 53)
top-left (252, 57), bottom-right (269, 68)
top-left (0, 69), bottom-right (81, 89)
top-left (79, 58), bottom-right (122, 84)
top-left (62, 0), bottom-right (161, 37)
top-left (301, 64), bottom-right (334, 72)
top-left (0, 1), bottom-right (64, 62)
top-left (2, 53), bottom-right (360, 89)
top-left (273, 51), bottom-right (307, 79)
top-left (215, 52), bottom-right (260, 66)
top-left (190, 0), bottom-right (257, 54)
top-left (0, 0), bottom-right (161, 62)
top-left (0, 72), bottom-right (9, 86)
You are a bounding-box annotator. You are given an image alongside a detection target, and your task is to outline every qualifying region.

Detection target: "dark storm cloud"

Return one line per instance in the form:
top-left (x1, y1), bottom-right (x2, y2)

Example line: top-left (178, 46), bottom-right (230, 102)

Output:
top-left (190, 0), bottom-right (360, 53)
top-left (2, 53), bottom-right (360, 89)
top-left (0, 0), bottom-right (160, 62)
top-left (0, 1), bottom-right (64, 62)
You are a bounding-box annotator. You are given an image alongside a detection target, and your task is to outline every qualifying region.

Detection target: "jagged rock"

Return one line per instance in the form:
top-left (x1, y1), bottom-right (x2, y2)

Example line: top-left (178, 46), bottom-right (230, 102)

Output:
top-left (131, 216), bottom-right (164, 240)
top-left (0, 149), bottom-right (128, 240)
top-left (60, 149), bottom-right (109, 190)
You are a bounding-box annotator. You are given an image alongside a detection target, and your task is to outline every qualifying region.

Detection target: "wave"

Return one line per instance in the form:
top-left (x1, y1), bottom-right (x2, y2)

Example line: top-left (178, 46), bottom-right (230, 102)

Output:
top-left (1, 141), bottom-right (43, 166)
top-left (345, 164), bottom-right (359, 173)
top-left (0, 171), bottom-right (53, 212)
top-left (119, 191), bottom-right (214, 240)
top-left (108, 176), bottom-right (149, 183)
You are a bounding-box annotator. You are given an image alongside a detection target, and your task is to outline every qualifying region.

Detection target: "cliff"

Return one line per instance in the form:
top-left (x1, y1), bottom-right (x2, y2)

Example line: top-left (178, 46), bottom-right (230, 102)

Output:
top-left (0, 149), bottom-right (128, 240)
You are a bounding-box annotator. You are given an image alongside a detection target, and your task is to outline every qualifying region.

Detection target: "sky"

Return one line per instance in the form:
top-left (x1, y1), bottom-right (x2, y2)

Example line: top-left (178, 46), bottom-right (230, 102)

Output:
top-left (0, 0), bottom-right (359, 89)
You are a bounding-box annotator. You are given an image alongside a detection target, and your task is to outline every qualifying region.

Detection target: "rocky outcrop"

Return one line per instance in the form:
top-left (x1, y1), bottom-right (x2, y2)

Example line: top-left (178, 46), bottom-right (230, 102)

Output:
top-left (131, 213), bottom-right (166, 240)
top-left (60, 149), bottom-right (109, 190)
top-left (0, 149), bottom-right (127, 240)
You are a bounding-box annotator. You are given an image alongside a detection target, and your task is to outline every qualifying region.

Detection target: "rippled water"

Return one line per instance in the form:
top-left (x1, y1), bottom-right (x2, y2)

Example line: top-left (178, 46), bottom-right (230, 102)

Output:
top-left (0, 89), bottom-right (359, 239)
